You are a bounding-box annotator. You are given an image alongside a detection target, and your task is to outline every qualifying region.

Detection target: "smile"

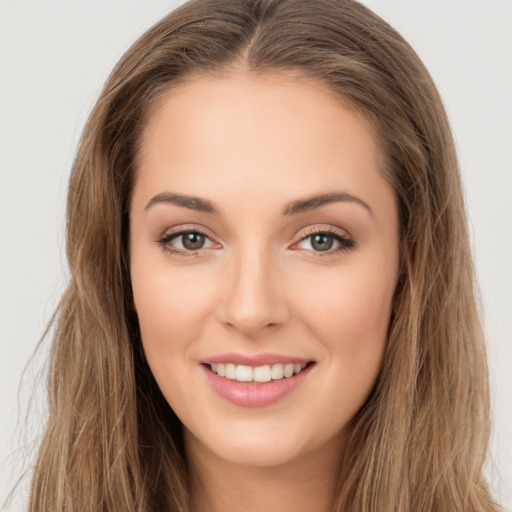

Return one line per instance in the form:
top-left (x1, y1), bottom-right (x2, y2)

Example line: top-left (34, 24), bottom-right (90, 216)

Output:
top-left (201, 357), bottom-right (316, 407)
top-left (208, 362), bottom-right (309, 382)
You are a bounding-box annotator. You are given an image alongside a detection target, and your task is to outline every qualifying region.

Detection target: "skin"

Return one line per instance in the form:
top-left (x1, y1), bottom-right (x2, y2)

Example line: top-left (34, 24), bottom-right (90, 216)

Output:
top-left (129, 69), bottom-right (400, 512)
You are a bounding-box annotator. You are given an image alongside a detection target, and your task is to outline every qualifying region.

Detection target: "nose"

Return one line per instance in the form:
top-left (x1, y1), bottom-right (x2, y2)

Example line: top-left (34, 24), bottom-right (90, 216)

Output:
top-left (216, 247), bottom-right (290, 338)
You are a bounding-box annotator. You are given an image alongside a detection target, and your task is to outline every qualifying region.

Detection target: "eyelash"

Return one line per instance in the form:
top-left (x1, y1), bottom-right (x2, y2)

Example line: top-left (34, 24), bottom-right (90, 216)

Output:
top-left (156, 226), bottom-right (355, 259)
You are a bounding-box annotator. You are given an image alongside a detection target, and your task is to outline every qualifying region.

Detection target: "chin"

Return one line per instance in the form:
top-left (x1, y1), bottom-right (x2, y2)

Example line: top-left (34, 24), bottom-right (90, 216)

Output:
top-left (205, 435), bottom-right (309, 468)
top-left (184, 414), bottom-right (347, 470)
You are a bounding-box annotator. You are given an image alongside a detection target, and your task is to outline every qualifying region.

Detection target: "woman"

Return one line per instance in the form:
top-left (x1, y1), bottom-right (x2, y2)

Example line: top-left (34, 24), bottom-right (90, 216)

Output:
top-left (27, 0), bottom-right (499, 510)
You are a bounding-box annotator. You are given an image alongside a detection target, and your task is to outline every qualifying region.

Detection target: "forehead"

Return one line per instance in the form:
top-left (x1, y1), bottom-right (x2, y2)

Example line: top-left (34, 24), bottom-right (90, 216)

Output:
top-left (133, 70), bottom-right (391, 218)
top-left (139, 70), bottom-right (377, 159)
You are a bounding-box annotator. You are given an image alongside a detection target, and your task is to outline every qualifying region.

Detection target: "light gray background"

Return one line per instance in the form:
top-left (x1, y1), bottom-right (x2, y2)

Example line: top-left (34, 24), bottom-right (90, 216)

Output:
top-left (1, 1), bottom-right (511, 510)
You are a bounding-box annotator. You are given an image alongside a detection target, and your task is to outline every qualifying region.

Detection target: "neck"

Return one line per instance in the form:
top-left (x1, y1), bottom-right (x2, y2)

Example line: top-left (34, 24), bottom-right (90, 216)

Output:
top-left (185, 430), bottom-right (346, 512)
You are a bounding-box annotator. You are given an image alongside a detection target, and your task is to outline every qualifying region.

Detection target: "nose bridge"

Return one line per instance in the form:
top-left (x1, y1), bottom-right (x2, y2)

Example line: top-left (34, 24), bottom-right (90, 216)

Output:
top-left (218, 240), bottom-right (288, 336)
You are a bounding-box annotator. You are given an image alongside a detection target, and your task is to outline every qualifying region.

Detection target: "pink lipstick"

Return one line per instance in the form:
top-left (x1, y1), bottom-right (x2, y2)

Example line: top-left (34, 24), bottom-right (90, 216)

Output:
top-left (200, 353), bottom-right (315, 407)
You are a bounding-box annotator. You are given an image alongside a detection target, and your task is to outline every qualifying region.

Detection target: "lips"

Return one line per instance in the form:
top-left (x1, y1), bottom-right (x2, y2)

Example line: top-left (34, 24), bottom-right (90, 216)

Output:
top-left (200, 353), bottom-right (315, 407)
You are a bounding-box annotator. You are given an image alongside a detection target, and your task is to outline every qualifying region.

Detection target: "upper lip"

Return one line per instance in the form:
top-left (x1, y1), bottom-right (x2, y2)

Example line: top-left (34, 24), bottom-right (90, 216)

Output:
top-left (202, 353), bottom-right (314, 366)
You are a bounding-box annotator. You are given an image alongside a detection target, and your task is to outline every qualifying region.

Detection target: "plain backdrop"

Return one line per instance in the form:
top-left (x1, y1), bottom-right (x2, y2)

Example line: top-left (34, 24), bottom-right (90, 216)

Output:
top-left (1, 1), bottom-right (511, 510)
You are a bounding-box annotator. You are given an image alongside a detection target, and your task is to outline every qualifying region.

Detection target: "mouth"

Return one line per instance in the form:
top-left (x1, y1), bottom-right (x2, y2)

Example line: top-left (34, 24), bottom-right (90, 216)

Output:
top-left (200, 356), bottom-right (316, 407)
top-left (204, 361), bottom-right (315, 383)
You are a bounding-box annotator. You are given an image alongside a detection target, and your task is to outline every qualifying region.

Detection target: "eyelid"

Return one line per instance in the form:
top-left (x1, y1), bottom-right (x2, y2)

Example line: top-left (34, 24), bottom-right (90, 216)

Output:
top-left (300, 224), bottom-right (350, 238)
top-left (157, 224), bottom-right (217, 241)
top-left (294, 225), bottom-right (352, 243)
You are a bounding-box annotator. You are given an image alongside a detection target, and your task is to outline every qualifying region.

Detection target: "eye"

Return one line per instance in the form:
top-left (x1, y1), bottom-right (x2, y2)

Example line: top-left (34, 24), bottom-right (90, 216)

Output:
top-left (157, 229), bottom-right (217, 256)
top-left (294, 228), bottom-right (354, 255)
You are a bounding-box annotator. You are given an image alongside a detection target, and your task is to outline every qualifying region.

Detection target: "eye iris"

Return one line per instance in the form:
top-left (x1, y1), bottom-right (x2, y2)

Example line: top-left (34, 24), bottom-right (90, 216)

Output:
top-left (311, 234), bottom-right (334, 251)
top-left (182, 232), bottom-right (205, 250)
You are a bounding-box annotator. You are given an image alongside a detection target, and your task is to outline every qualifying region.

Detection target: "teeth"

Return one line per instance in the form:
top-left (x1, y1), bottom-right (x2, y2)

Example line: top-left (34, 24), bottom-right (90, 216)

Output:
top-left (209, 362), bottom-right (310, 382)
top-left (235, 365), bottom-right (253, 382)
top-left (271, 363), bottom-right (284, 380)
top-left (253, 365), bottom-right (272, 382)
top-left (225, 363), bottom-right (236, 379)
top-left (283, 364), bottom-right (294, 378)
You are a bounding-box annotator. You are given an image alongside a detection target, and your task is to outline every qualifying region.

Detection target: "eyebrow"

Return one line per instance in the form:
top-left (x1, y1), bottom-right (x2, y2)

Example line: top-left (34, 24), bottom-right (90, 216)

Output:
top-left (145, 192), bottom-right (219, 214)
top-left (144, 191), bottom-right (373, 217)
top-left (282, 192), bottom-right (373, 217)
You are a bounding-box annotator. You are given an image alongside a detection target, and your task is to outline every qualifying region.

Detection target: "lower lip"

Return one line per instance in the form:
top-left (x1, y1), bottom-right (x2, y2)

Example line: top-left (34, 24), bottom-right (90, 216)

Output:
top-left (201, 364), bottom-right (314, 407)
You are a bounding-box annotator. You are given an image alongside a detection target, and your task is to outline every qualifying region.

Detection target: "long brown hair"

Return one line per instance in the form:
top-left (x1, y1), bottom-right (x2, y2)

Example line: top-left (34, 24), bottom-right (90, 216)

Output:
top-left (28, 1), bottom-right (498, 510)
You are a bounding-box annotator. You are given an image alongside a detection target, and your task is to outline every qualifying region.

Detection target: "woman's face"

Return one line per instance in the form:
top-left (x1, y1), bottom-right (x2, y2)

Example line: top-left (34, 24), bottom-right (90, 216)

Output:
top-left (130, 71), bottom-right (399, 469)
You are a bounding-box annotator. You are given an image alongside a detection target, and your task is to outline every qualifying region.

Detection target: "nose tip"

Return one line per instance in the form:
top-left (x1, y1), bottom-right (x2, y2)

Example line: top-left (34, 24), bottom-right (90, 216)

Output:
top-left (223, 307), bottom-right (280, 337)
top-left (216, 253), bottom-right (289, 337)
top-left (223, 295), bottom-right (283, 336)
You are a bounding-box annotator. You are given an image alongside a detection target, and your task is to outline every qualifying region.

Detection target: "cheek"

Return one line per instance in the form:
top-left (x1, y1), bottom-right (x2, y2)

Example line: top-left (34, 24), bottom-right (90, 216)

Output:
top-left (130, 263), bottom-right (213, 413)
top-left (297, 265), bottom-right (394, 423)
top-left (299, 266), bottom-right (394, 342)
top-left (291, 257), bottom-right (396, 396)
top-left (276, 260), bottom-right (396, 451)
top-left (131, 259), bottom-right (205, 357)
top-left (131, 256), bottom-right (224, 379)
